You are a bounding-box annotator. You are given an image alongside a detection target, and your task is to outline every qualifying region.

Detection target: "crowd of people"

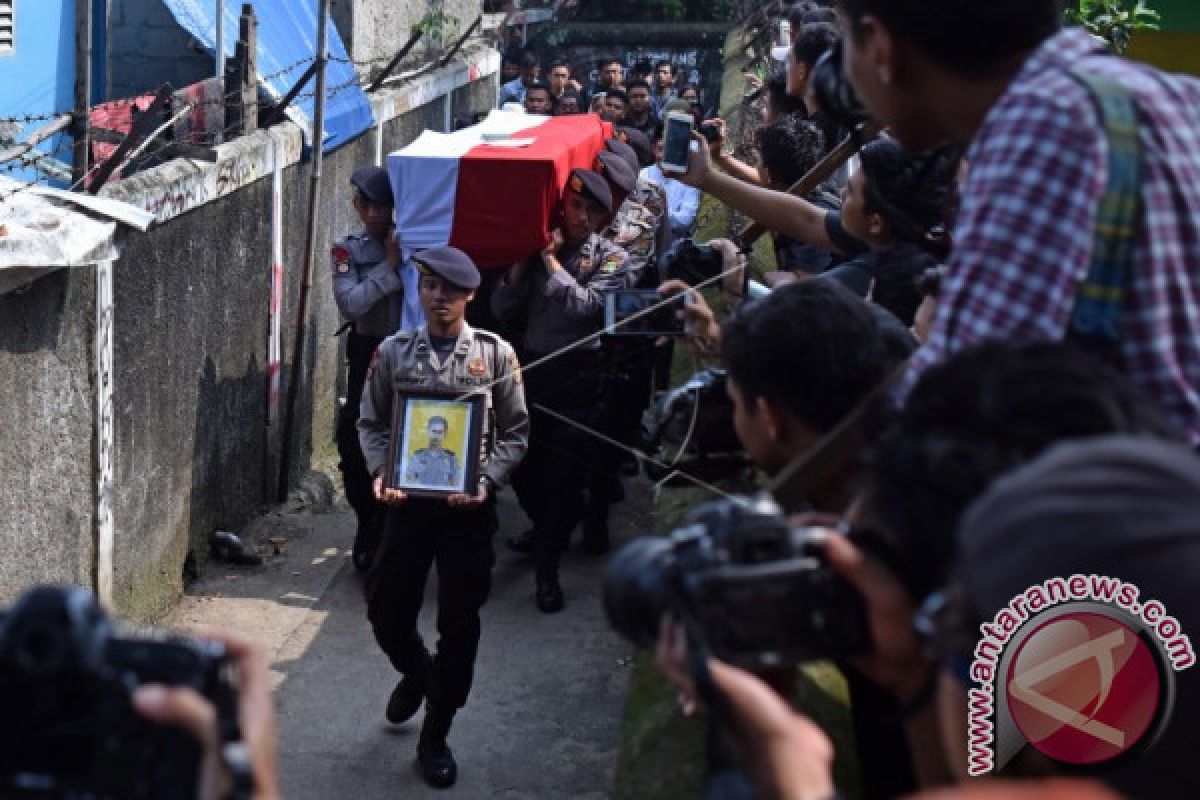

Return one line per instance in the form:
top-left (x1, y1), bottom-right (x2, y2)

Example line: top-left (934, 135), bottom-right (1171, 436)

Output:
top-left (58, 0), bottom-right (1200, 797)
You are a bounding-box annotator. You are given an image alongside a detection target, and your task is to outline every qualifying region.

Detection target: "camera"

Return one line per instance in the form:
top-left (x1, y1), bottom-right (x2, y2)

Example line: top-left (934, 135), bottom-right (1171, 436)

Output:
top-left (810, 41), bottom-right (871, 131)
top-left (604, 495), bottom-right (869, 669)
top-left (699, 121), bottom-right (722, 145)
top-left (642, 368), bottom-right (746, 485)
top-left (661, 238), bottom-right (725, 286)
top-left (0, 587), bottom-right (238, 800)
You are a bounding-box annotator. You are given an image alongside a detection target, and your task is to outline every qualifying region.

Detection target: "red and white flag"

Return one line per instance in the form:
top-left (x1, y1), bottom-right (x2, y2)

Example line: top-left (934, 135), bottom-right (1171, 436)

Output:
top-left (387, 110), bottom-right (612, 271)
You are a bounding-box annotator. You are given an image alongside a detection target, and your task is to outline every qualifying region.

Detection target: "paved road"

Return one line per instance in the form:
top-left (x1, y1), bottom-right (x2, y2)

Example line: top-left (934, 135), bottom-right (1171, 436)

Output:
top-left (167, 487), bottom-right (651, 799)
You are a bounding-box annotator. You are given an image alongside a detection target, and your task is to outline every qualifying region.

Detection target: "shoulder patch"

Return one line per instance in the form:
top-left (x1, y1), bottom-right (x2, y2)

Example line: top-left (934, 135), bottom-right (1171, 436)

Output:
top-left (507, 349), bottom-right (523, 385)
top-left (600, 252), bottom-right (625, 274)
top-left (332, 245), bottom-right (352, 274)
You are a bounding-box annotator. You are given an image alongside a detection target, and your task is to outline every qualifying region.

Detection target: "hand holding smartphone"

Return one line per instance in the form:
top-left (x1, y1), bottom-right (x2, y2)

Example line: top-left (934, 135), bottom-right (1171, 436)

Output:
top-left (660, 111), bottom-right (696, 175)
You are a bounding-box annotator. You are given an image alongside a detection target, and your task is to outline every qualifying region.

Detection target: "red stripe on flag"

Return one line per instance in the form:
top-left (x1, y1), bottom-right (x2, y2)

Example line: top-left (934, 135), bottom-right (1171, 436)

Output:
top-left (449, 114), bottom-right (612, 269)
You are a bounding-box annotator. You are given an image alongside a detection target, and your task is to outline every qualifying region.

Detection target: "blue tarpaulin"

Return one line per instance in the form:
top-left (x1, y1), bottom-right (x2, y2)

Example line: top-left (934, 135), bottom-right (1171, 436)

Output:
top-left (162, 0), bottom-right (375, 152)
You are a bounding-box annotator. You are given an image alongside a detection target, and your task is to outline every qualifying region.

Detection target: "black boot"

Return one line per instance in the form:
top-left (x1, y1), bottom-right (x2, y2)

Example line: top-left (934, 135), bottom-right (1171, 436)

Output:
top-left (385, 651), bottom-right (431, 725)
top-left (535, 567), bottom-right (565, 614)
top-left (416, 705), bottom-right (458, 789)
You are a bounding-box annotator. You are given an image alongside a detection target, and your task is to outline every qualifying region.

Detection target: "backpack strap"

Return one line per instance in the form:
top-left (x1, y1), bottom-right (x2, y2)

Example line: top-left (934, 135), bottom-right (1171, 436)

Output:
top-left (1065, 67), bottom-right (1143, 354)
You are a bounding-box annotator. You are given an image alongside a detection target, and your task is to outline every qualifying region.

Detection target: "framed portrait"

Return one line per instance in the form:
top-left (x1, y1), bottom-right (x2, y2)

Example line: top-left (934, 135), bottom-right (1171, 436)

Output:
top-left (385, 389), bottom-right (486, 498)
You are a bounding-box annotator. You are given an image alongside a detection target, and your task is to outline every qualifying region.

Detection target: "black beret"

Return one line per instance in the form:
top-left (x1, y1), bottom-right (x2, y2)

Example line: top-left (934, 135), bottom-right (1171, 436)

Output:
top-left (595, 150), bottom-right (637, 194)
top-left (566, 168), bottom-right (613, 215)
top-left (604, 137), bottom-right (640, 174)
top-left (615, 126), bottom-right (655, 168)
top-left (411, 245), bottom-right (481, 290)
top-left (350, 166), bottom-right (394, 206)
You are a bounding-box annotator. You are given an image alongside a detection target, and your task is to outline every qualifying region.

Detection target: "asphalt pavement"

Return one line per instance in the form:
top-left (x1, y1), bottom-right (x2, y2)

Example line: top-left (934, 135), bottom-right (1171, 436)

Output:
top-left (166, 485), bottom-right (652, 799)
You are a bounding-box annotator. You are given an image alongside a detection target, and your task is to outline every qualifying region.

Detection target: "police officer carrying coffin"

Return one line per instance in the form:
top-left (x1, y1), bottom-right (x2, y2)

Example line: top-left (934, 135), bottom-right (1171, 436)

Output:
top-left (332, 167), bottom-right (409, 573)
top-left (358, 246), bottom-right (529, 788)
top-left (491, 169), bottom-right (636, 613)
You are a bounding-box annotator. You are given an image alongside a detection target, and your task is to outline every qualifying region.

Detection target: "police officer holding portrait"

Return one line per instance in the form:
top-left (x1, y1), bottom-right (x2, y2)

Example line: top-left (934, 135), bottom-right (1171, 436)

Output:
top-left (358, 246), bottom-right (528, 789)
top-left (491, 169), bottom-right (636, 613)
top-left (332, 166), bottom-right (408, 573)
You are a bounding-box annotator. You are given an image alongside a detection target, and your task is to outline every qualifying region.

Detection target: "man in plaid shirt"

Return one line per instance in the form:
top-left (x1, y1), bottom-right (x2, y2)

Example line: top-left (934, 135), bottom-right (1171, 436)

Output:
top-left (837, 0), bottom-right (1200, 446)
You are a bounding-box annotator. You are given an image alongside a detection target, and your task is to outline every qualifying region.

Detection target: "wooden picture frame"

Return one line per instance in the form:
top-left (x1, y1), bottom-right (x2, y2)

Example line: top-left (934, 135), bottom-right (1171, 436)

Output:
top-left (385, 389), bottom-right (486, 498)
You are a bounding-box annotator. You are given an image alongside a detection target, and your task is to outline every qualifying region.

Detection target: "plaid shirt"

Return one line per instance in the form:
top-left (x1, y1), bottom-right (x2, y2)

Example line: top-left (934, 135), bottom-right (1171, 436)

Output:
top-left (902, 29), bottom-right (1200, 446)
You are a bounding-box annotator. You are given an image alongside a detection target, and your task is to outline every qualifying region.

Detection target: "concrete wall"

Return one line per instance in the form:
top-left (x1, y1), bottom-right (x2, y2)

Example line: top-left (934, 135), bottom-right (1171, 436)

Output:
top-left (0, 269), bottom-right (97, 599)
top-left (0, 45), bottom-right (499, 619)
top-left (332, 0), bottom-right (484, 79)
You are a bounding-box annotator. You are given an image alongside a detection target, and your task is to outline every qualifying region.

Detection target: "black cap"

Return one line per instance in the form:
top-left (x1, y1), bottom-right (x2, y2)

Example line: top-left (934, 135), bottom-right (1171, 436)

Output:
top-left (595, 150), bottom-right (637, 194)
top-left (615, 126), bottom-right (655, 168)
top-left (604, 137), bottom-right (640, 174)
top-left (566, 168), bottom-right (613, 215)
top-left (411, 245), bottom-right (481, 290)
top-left (350, 166), bottom-right (394, 206)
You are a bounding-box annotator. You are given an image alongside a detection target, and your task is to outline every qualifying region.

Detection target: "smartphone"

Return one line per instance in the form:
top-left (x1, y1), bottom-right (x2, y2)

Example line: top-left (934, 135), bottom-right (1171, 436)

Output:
top-left (660, 111), bottom-right (695, 175)
top-left (604, 290), bottom-right (686, 337)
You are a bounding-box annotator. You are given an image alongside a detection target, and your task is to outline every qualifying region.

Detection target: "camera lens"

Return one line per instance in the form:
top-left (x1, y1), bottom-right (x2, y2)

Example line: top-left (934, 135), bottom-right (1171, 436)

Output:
top-left (15, 623), bottom-right (66, 674)
top-left (603, 538), bottom-right (675, 649)
top-left (811, 42), bottom-right (871, 130)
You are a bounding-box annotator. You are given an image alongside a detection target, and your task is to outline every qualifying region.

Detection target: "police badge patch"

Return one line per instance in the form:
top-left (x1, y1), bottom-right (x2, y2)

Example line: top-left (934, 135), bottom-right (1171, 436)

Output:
top-left (332, 245), bottom-right (352, 274)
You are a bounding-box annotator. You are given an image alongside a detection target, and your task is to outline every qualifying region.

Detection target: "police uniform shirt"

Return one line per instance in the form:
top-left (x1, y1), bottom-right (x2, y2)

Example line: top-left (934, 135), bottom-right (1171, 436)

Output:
top-left (604, 177), bottom-right (669, 277)
top-left (491, 234), bottom-right (635, 356)
top-left (405, 446), bottom-right (460, 487)
top-left (358, 322), bottom-right (530, 487)
top-left (331, 232), bottom-right (406, 339)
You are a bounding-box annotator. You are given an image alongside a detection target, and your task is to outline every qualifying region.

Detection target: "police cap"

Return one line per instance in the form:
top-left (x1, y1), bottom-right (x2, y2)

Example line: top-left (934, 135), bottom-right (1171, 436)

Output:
top-left (566, 168), bottom-right (613, 215)
top-left (411, 245), bottom-right (481, 290)
top-left (615, 126), bottom-right (655, 168)
top-left (350, 166), bottom-right (394, 206)
top-left (604, 137), bottom-right (640, 174)
top-left (595, 150), bottom-right (637, 194)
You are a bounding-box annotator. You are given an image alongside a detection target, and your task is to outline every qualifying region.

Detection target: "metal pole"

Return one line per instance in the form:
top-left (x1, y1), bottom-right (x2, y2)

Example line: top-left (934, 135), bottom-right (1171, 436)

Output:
top-left (215, 0), bottom-right (224, 143)
top-left (72, 0), bottom-right (93, 186)
top-left (276, 0), bottom-right (330, 502)
top-left (216, 0), bottom-right (225, 79)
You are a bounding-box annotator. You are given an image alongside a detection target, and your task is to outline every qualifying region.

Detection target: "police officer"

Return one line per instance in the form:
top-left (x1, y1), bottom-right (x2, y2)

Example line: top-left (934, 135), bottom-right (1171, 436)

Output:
top-left (332, 166), bottom-right (406, 573)
top-left (405, 416), bottom-right (460, 487)
top-left (491, 169), bottom-right (636, 612)
top-left (359, 246), bottom-right (528, 789)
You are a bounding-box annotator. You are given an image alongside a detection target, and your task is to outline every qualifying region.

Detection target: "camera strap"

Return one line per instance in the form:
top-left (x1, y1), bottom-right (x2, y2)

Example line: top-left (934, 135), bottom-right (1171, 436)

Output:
top-left (1063, 66), bottom-right (1143, 363)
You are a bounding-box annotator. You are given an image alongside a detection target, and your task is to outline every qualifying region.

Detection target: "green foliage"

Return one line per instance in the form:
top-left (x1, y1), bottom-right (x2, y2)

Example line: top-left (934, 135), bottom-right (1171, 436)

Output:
top-left (1065, 0), bottom-right (1161, 53)
top-left (412, 7), bottom-right (459, 46)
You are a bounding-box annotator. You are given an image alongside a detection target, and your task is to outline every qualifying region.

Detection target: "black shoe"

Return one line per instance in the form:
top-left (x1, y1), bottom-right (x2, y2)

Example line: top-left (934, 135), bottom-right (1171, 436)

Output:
top-left (416, 741), bottom-right (457, 788)
top-left (506, 529), bottom-right (536, 555)
top-left (385, 668), bottom-right (428, 725)
top-left (535, 572), bottom-right (565, 613)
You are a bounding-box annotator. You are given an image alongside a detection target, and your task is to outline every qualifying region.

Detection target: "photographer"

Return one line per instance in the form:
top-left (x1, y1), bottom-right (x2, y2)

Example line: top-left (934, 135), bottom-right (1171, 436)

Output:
top-left (687, 431), bottom-right (1200, 800)
top-left (830, 0), bottom-right (1200, 445)
top-left (677, 133), bottom-right (955, 327)
top-left (133, 630), bottom-right (280, 800)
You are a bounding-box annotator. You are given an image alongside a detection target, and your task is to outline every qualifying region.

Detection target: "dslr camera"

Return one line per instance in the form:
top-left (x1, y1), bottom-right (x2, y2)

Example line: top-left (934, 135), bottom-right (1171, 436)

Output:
top-left (661, 238), bottom-right (725, 287)
top-left (810, 41), bottom-right (872, 131)
top-left (604, 495), bottom-right (869, 669)
top-left (0, 587), bottom-right (238, 800)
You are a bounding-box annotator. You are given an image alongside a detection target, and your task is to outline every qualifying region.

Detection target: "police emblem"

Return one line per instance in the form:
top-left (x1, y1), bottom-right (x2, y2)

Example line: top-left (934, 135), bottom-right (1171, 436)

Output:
top-left (569, 174), bottom-right (584, 193)
top-left (332, 245), bottom-right (351, 274)
top-left (467, 358), bottom-right (487, 377)
top-left (600, 254), bottom-right (623, 274)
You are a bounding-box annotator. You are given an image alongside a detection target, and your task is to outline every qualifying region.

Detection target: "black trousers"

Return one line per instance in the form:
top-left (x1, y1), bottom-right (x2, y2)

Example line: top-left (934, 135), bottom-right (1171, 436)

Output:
top-left (510, 350), bottom-right (602, 574)
top-left (336, 333), bottom-right (384, 525)
top-left (365, 499), bottom-right (498, 710)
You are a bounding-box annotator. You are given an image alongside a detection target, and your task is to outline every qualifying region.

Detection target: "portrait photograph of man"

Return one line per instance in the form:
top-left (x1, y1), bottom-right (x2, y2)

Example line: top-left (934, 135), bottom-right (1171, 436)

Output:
top-left (392, 396), bottom-right (479, 495)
